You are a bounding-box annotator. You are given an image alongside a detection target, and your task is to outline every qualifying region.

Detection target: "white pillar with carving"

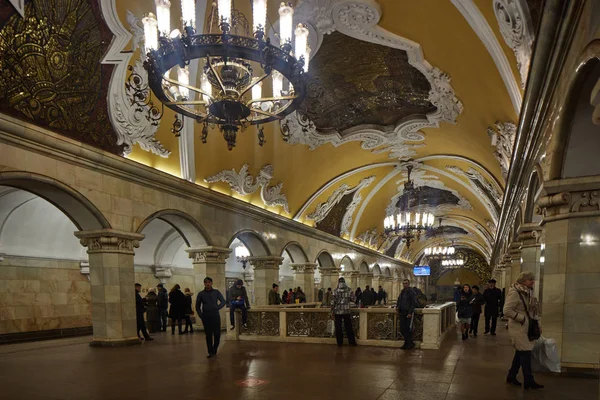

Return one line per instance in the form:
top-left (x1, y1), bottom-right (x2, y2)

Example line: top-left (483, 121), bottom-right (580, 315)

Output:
top-left (291, 262), bottom-right (317, 303)
top-left (250, 256), bottom-right (283, 306)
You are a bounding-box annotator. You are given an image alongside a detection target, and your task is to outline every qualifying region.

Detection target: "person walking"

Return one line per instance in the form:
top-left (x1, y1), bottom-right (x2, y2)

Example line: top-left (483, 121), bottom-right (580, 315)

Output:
top-left (318, 288), bottom-right (324, 304)
top-left (397, 279), bottom-right (417, 350)
top-left (484, 279), bottom-right (502, 335)
top-left (157, 283), bottom-right (168, 332)
top-left (371, 287), bottom-right (378, 305)
top-left (504, 272), bottom-right (544, 390)
top-left (183, 288), bottom-right (194, 334)
top-left (377, 286), bottom-right (385, 305)
top-left (355, 287), bottom-right (362, 306)
top-left (469, 285), bottom-right (485, 337)
top-left (296, 287), bottom-right (306, 303)
top-left (195, 277), bottom-right (226, 358)
top-left (457, 291), bottom-right (473, 340)
top-left (331, 277), bottom-right (357, 347)
top-left (135, 283), bottom-right (153, 341)
top-left (168, 284), bottom-right (186, 335)
top-left (145, 288), bottom-right (159, 334)
top-left (361, 285), bottom-right (374, 306)
top-left (229, 279), bottom-right (250, 330)
top-left (287, 288), bottom-right (294, 304)
top-left (323, 287), bottom-right (333, 306)
top-left (269, 284), bottom-right (282, 305)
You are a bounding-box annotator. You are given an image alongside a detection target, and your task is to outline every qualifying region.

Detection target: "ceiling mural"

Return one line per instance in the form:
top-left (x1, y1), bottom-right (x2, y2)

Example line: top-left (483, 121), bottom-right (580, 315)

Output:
top-left (1, 0), bottom-right (543, 266)
top-left (0, 0), bottom-right (122, 154)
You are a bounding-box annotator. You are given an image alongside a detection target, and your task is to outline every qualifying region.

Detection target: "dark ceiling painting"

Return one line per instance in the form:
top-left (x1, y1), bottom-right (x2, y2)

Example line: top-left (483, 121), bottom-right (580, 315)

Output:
top-left (429, 248), bottom-right (491, 286)
top-left (315, 192), bottom-right (354, 237)
top-left (0, 0), bottom-right (123, 154)
top-left (395, 186), bottom-right (461, 209)
top-left (424, 225), bottom-right (468, 239)
top-left (299, 31), bottom-right (435, 134)
top-left (384, 237), bottom-right (401, 258)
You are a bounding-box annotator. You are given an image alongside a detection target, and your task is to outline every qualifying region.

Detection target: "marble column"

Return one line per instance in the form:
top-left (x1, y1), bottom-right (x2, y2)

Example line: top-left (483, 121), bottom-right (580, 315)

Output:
top-left (291, 262), bottom-right (317, 303)
top-left (320, 268), bottom-right (341, 291)
top-left (503, 254), bottom-right (513, 287)
top-left (391, 278), bottom-right (402, 301)
top-left (349, 271), bottom-right (359, 290)
top-left (537, 182), bottom-right (600, 368)
top-left (250, 256), bottom-right (283, 306)
top-left (358, 272), bottom-right (373, 289)
top-left (75, 229), bottom-right (144, 347)
top-left (509, 242), bottom-right (522, 284)
top-left (518, 224), bottom-right (543, 300)
top-left (383, 277), bottom-right (393, 299)
top-left (186, 246), bottom-right (232, 322)
top-left (372, 274), bottom-right (383, 291)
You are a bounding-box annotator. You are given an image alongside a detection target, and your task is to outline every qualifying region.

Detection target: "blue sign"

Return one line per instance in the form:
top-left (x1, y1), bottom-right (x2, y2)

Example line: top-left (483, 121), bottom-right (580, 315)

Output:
top-left (413, 266), bottom-right (431, 276)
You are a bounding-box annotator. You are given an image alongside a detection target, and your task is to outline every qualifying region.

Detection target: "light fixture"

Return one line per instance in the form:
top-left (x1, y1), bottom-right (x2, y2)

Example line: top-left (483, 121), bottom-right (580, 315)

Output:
top-left (235, 246), bottom-right (250, 269)
top-left (424, 246), bottom-right (455, 257)
top-left (383, 165), bottom-right (435, 248)
top-left (142, 0), bottom-right (309, 150)
top-left (441, 259), bottom-right (465, 267)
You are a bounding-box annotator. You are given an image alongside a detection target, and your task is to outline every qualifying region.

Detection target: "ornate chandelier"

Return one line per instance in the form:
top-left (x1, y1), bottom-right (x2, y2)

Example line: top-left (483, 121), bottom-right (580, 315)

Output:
top-left (424, 245), bottom-right (456, 257)
top-left (142, 0), bottom-right (309, 150)
top-left (441, 258), bottom-right (465, 267)
top-left (383, 165), bottom-right (435, 248)
top-left (235, 246), bottom-right (250, 269)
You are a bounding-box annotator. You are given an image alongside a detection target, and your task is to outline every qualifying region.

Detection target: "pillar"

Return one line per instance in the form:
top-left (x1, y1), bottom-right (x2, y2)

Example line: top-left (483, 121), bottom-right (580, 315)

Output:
top-left (391, 278), bottom-right (402, 301)
top-left (537, 184), bottom-right (600, 368)
top-left (518, 224), bottom-right (543, 300)
top-left (502, 254), bottom-right (513, 287)
top-left (186, 246), bottom-right (232, 322)
top-left (291, 262), bottom-right (317, 303)
top-left (358, 272), bottom-right (373, 289)
top-left (319, 268), bottom-right (341, 291)
top-left (75, 229), bottom-right (144, 347)
top-left (372, 274), bottom-right (383, 291)
top-left (508, 242), bottom-right (522, 284)
top-left (349, 271), bottom-right (359, 290)
top-left (250, 256), bottom-right (283, 306)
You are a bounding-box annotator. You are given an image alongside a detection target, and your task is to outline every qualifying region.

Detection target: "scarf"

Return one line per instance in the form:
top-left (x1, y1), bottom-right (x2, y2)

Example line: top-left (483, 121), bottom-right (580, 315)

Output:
top-left (512, 283), bottom-right (539, 317)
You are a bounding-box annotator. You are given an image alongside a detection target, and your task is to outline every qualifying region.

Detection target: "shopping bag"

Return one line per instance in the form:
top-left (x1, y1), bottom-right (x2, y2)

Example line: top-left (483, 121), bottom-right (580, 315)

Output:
top-left (532, 336), bottom-right (561, 373)
top-left (326, 319), bottom-right (335, 336)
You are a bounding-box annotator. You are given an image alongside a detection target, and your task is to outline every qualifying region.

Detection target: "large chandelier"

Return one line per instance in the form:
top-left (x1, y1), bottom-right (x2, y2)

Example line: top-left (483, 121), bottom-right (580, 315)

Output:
top-left (383, 165), bottom-right (435, 248)
top-left (441, 258), bottom-right (465, 267)
top-left (424, 245), bottom-right (456, 257)
top-left (142, 0), bottom-right (309, 150)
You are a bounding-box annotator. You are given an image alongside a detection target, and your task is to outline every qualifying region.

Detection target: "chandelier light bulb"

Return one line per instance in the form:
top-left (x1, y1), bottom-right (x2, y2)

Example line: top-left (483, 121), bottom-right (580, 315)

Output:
top-left (278, 2), bottom-right (294, 48)
top-left (294, 23), bottom-right (309, 72)
top-left (200, 72), bottom-right (212, 102)
top-left (177, 66), bottom-right (190, 100)
top-left (142, 13), bottom-right (159, 51)
top-left (181, 0), bottom-right (196, 29)
top-left (168, 84), bottom-right (181, 100)
top-left (155, 0), bottom-right (171, 36)
top-left (252, 81), bottom-right (263, 104)
top-left (405, 212), bottom-right (411, 226)
top-left (235, 246), bottom-right (250, 258)
top-left (218, 0), bottom-right (232, 26)
top-left (253, 0), bottom-right (267, 34)
top-left (272, 70), bottom-right (283, 98)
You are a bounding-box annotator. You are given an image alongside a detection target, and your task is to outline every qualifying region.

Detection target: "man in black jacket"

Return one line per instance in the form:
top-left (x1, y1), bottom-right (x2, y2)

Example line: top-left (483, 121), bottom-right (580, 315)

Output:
top-left (156, 283), bottom-right (168, 332)
top-left (469, 285), bottom-right (485, 337)
top-left (135, 283), bottom-right (153, 341)
top-left (362, 285), bottom-right (374, 306)
top-left (397, 279), bottom-right (416, 349)
top-left (195, 277), bottom-right (226, 358)
top-left (483, 279), bottom-right (502, 335)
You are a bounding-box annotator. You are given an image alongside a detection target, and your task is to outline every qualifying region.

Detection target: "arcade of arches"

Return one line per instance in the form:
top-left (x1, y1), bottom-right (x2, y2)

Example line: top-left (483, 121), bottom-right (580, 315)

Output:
top-left (0, 0), bottom-right (599, 387)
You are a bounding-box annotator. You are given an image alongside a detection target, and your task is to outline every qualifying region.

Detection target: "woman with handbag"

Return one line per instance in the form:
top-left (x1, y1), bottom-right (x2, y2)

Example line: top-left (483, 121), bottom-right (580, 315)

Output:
top-left (168, 284), bottom-right (186, 335)
top-left (503, 271), bottom-right (544, 390)
top-left (183, 288), bottom-right (195, 334)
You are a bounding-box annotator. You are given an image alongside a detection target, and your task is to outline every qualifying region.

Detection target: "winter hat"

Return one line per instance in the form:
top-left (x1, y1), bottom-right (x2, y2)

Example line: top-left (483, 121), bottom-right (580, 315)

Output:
top-left (273, 283), bottom-right (279, 288)
top-left (338, 277), bottom-right (346, 283)
top-left (236, 279), bottom-right (243, 285)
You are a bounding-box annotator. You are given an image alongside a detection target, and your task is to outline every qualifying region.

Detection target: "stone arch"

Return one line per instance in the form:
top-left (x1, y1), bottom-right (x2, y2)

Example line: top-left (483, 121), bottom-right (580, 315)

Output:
top-left (372, 263), bottom-right (382, 275)
top-left (227, 229), bottom-right (270, 256)
top-left (548, 40), bottom-right (600, 179)
top-left (359, 260), bottom-right (369, 273)
top-left (136, 209), bottom-right (212, 247)
top-left (0, 171), bottom-right (110, 230)
top-left (384, 267), bottom-right (392, 277)
top-left (524, 170), bottom-right (541, 224)
top-left (513, 208), bottom-right (522, 242)
top-left (315, 250), bottom-right (335, 269)
top-left (280, 241), bottom-right (309, 263)
top-left (339, 255), bottom-right (355, 271)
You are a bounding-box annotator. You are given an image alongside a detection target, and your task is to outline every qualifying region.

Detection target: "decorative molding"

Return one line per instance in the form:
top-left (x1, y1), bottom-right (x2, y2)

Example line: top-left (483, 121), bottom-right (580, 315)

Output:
top-left (186, 246), bottom-right (232, 263)
top-left (356, 228), bottom-right (378, 248)
top-left (290, 263), bottom-right (318, 273)
top-left (487, 121), bottom-right (517, 181)
top-left (592, 77), bottom-right (600, 125)
top-left (204, 164), bottom-right (290, 213)
top-left (153, 266), bottom-right (173, 283)
top-left (307, 176), bottom-right (375, 236)
top-left (104, 8), bottom-right (169, 158)
top-left (535, 179), bottom-right (600, 222)
top-left (79, 261), bottom-right (90, 281)
top-left (249, 256), bottom-right (284, 270)
top-left (279, 0), bottom-right (462, 159)
top-left (493, 0), bottom-right (534, 88)
top-left (450, 0), bottom-right (522, 112)
top-left (75, 230), bottom-right (144, 254)
top-left (8, 0), bottom-right (24, 17)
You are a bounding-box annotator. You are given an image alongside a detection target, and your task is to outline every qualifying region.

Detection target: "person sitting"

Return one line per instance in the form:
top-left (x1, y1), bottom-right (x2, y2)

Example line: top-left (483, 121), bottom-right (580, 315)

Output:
top-left (228, 279), bottom-right (250, 330)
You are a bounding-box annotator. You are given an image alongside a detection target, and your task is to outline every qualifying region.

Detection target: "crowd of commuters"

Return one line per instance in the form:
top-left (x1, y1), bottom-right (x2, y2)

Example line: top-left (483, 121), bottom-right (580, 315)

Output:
top-left (455, 279), bottom-right (505, 340)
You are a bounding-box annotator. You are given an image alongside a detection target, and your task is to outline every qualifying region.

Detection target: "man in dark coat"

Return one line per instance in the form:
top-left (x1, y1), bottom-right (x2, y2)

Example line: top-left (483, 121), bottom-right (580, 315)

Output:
top-left (228, 279), bottom-right (250, 330)
top-left (469, 285), bottom-right (486, 337)
top-left (135, 283), bottom-right (153, 341)
top-left (268, 283), bottom-right (282, 305)
top-left (397, 279), bottom-right (417, 350)
top-left (483, 279), bottom-right (502, 335)
top-left (377, 286), bottom-right (385, 305)
top-left (361, 285), bottom-right (374, 306)
top-left (196, 277), bottom-right (226, 358)
top-left (156, 283), bottom-right (168, 331)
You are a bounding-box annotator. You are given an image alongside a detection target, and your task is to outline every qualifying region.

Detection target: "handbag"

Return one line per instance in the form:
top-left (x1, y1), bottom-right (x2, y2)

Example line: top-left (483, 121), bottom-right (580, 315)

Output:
top-left (231, 299), bottom-right (245, 306)
top-left (516, 291), bottom-right (541, 341)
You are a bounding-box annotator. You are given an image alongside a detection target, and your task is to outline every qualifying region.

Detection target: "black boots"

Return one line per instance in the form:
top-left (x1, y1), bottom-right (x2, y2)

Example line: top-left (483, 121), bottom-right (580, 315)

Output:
top-left (462, 332), bottom-right (468, 340)
top-left (506, 373), bottom-right (522, 386)
top-left (524, 377), bottom-right (544, 390)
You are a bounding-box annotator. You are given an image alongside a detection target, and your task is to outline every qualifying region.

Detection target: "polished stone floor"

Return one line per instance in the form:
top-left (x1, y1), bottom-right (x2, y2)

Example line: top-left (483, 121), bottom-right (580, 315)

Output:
top-left (0, 326), bottom-right (597, 400)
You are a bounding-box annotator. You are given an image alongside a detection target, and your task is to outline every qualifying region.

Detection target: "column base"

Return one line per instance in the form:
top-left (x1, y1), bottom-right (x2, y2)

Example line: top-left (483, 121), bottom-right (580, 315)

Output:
top-left (89, 337), bottom-right (141, 348)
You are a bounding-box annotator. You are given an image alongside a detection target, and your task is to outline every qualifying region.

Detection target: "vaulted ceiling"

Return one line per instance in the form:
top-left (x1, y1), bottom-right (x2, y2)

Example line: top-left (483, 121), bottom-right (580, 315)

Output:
top-left (9, 0), bottom-right (536, 267)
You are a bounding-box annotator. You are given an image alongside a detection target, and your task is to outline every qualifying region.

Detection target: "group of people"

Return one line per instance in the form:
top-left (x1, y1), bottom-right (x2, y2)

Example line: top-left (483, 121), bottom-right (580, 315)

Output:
top-left (276, 286), bottom-right (307, 305)
top-left (455, 279), bottom-right (503, 340)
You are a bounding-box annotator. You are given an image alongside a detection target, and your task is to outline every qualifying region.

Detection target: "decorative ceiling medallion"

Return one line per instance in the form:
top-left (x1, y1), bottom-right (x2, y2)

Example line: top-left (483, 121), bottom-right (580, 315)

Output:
top-left (493, 0), bottom-right (534, 88)
top-left (307, 175), bottom-right (375, 236)
top-left (487, 121), bottom-right (517, 181)
top-left (109, 12), bottom-right (170, 158)
top-left (279, 0), bottom-right (462, 160)
top-left (204, 164), bottom-right (290, 213)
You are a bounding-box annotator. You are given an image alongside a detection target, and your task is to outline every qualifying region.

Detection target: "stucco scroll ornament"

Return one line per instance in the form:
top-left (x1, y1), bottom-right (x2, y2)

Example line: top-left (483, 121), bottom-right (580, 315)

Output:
top-left (493, 0), bottom-right (534, 88)
top-left (204, 164), bottom-right (290, 213)
top-left (487, 121), bottom-right (517, 181)
top-left (570, 191), bottom-right (599, 213)
top-left (279, 0), bottom-right (462, 160)
top-left (110, 11), bottom-right (170, 158)
top-left (307, 176), bottom-right (375, 236)
top-left (356, 228), bottom-right (378, 248)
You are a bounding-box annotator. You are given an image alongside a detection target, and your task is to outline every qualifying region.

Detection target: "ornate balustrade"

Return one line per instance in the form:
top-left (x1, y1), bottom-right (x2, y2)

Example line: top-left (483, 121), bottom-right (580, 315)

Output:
top-left (226, 302), bottom-right (456, 349)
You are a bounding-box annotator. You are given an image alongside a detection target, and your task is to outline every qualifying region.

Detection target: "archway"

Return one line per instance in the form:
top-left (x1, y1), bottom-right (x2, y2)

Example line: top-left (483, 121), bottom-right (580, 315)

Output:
top-left (339, 255), bottom-right (355, 271)
top-left (436, 268), bottom-right (482, 301)
top-left (316, 250), bottom-right (335, 269)
top-left (280, 242), bottom-right (310, 296)
top-left (359, 261), bottom-right (369, 274)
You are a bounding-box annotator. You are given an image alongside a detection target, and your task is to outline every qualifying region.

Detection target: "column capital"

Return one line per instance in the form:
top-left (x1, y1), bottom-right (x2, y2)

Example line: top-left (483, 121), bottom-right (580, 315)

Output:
top-left (518, 223), bottom-right (543, 248)
top-left (319, 267), bottom-right (342, 276)
top-left (75, 229), bottom-right (144, 254)
top-left (359, 272), bottom-right (374, 278)
top-left (537, 178), bottom-right (600, 222)
top-left (249, 256), bottom-right (284, 270)
top-left (186, 246), bottom-right (232, 263)
top-left (290, 262), bottom-right (317, 273)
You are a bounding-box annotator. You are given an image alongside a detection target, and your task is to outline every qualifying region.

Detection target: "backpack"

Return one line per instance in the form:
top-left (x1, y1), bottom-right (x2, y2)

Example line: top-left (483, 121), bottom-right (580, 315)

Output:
top-left (413, 287), bottom-right (427, 307)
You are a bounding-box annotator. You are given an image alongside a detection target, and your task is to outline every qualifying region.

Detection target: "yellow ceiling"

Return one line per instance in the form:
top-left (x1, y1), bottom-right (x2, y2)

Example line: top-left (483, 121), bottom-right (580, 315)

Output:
top-left (117, 0), bottom-right (527, 262)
